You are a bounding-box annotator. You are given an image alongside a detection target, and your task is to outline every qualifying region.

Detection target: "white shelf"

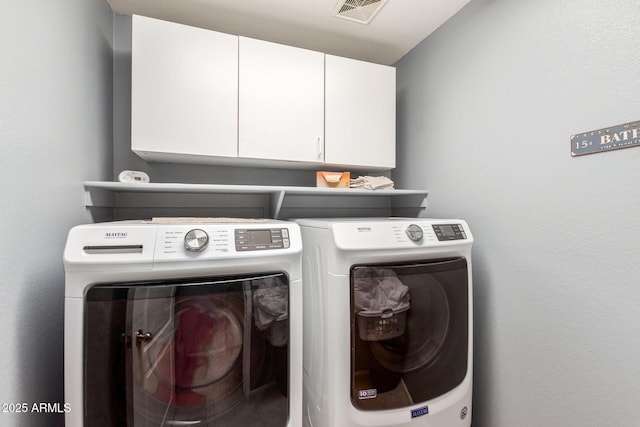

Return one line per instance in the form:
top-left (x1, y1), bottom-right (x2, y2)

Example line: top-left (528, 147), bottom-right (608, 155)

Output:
top-left (84, 181), bottom-right (428, 220)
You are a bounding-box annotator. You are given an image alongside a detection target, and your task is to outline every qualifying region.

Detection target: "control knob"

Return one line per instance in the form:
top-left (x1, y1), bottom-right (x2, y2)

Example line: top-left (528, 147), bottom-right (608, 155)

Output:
top-left (184, 229), bottom-right (209, 252)
top-left (405, 224), bottom-right (424, 242)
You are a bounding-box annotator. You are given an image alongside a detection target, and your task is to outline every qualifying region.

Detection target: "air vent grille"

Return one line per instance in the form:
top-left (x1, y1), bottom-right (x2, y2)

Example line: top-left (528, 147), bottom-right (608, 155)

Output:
top-left (333, 0), bottom-right (389, 24)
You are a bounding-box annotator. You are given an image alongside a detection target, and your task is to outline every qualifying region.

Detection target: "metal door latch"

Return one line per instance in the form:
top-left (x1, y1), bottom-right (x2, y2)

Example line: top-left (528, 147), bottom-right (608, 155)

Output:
top-left (135, 330), bottom-right (153, 345)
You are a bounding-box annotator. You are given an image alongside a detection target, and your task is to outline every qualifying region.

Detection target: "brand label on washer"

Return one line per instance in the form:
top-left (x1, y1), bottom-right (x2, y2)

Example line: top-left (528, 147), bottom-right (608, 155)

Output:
top-left (104, 232), bottom-right (128, 239)
top-left (357, 389), bottom-right (377, 400)
top-left (411, 406), bottom-right (429, 418)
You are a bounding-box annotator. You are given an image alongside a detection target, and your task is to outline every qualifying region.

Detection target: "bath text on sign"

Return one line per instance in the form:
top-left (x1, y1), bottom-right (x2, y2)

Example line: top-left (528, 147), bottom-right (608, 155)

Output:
top-left (571, 120), bottom-right (640, 156)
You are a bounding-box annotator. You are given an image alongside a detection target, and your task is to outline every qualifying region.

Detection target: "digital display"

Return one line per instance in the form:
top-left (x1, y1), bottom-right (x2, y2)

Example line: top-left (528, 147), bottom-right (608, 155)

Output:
top-left (432, 224), bottom-right (466, 241)
top-left (440, 225), bottom-right (456, 237)
top-left (235, 228), bottom-right (289, 251)
top-left (246, 230), bottom-right (272, 245)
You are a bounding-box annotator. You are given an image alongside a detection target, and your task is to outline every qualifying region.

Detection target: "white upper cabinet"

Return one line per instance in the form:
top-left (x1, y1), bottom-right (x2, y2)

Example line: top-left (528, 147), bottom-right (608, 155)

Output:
top-left (238, 37), bottom-right (325, 163)
top-left (325, 55), bottom-right (396, 169)
top-left (130, 17), bottom-right (396, 170)
top-left (131, 15), bottom-right (238, 161)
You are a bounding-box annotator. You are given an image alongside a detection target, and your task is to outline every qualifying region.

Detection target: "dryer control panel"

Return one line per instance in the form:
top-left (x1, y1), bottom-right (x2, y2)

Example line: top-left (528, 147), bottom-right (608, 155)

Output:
top-left (235, 228), bottom-right (290, 251)
top-left (301, 218), bottom-right (473, 251)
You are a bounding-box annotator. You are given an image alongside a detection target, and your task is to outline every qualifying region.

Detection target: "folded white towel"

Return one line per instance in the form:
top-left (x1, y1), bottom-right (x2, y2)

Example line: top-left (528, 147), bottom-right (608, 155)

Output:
top-left (350, 176), bottom-right (394, 190)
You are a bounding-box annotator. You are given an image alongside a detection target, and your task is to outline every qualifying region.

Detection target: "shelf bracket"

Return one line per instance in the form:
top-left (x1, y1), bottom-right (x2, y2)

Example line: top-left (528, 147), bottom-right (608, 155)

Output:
top-left (84, 185), bottom-right (115, 208)
top-left (269, 190), bottom-right (287, 219)
top-left (390, 193), bottom-right (429, 217)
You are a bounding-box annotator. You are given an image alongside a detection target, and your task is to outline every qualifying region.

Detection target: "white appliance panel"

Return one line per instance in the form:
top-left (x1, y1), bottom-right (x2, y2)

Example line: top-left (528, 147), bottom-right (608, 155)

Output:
top-left (64, 219), bottom-right (303, 427)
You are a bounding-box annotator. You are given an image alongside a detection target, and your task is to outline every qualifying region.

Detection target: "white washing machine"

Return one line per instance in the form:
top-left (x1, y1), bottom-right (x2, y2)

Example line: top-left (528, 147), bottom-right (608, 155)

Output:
top-left (295, 218), bottom-right (473, 427)
top-left (64, 219), bottom-right (303, 427)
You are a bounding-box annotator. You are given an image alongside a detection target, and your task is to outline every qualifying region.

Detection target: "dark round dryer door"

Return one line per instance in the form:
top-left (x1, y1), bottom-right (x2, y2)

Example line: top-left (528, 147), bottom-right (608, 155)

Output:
top-left (83, 273), bottom-right (291, 427)
top-left (350, 257), bottom-right (469, 411)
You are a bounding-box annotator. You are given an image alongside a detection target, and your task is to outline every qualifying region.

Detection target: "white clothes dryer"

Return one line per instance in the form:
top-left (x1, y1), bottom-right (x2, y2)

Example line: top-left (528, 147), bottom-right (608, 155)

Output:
top-left (64, 219), bottom-right (303, 427)
top-left (295, 218), bottom-right (473, 427)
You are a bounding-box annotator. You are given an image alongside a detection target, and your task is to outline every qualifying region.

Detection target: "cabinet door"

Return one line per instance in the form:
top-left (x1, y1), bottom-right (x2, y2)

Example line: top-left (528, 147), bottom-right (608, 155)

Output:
top-left (239, 37), bottom-right (324, 163)
top-left (132, 15), bottom-right (238, 159)
top-left (325, 55), bottom-right (396, 169)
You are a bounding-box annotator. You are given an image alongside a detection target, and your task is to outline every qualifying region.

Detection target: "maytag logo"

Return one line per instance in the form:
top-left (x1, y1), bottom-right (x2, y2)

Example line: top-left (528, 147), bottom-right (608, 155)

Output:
top-left (105, 232), bottom-right (128, 239)
top-left (357, 227), bottom-right (372, 232)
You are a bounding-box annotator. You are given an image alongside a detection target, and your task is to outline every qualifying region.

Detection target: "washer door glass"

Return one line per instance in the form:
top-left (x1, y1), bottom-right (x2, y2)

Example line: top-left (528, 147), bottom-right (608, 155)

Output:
top-left (350, 258), bottom-right (469, 411)
top-left (84, 273), bottom-right (290, 427)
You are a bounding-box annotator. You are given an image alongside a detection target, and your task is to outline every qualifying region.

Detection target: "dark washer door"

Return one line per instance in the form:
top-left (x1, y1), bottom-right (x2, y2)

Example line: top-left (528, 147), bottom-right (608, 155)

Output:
top-left (350, 257), bottom-right (469, 411)
top-left (84, 272), bottom-right (290, 427)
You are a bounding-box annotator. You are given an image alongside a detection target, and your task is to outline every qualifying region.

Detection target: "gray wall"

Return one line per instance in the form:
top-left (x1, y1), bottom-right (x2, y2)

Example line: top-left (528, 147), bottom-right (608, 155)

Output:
top-left (394, 0), bottom-right (640, 426)
top-left (0, 0), bottom-right (113, 425)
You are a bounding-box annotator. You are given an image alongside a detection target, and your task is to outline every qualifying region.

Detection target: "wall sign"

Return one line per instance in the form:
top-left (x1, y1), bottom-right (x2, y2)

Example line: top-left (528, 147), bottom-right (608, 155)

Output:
top-left (571, 120), bottom-right (640, 156)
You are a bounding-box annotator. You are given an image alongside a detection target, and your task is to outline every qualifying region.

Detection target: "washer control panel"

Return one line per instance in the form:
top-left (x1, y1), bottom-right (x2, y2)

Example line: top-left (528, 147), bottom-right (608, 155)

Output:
top-left (432, 224), bottom-right (467, 241)
top-left (235, 228), bottom-right (290, 251)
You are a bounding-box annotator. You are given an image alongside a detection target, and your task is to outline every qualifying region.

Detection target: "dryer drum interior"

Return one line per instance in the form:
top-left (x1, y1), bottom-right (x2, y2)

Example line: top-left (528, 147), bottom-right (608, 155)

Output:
top-left (83, 273), bottom-right (290, 426)
top-left (350, 257), bottom-right (469, 411)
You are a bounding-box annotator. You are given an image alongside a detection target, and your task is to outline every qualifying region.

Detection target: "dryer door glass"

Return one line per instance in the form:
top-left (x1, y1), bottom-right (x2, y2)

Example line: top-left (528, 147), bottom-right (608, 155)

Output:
top-left (84, 272), bottom-right (289, 427)
top-left (350, 257), bottom-right (468, 411)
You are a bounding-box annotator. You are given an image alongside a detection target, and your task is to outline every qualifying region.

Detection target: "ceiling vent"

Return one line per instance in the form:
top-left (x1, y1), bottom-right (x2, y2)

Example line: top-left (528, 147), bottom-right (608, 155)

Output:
top-left (332, 0), bottom-right (390, 24)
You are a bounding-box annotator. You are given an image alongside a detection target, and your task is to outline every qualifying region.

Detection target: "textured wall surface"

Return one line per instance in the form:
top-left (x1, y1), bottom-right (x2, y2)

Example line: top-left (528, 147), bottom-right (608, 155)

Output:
top-left (0, 0), bottom-right (113, 425)
top-left (394, 1), bottom-right (640, 426)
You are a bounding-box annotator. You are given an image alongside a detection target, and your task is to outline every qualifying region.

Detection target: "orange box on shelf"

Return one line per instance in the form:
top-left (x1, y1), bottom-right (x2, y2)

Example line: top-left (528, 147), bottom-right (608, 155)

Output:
top-left (316, 171), bottom-right (350, 188)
